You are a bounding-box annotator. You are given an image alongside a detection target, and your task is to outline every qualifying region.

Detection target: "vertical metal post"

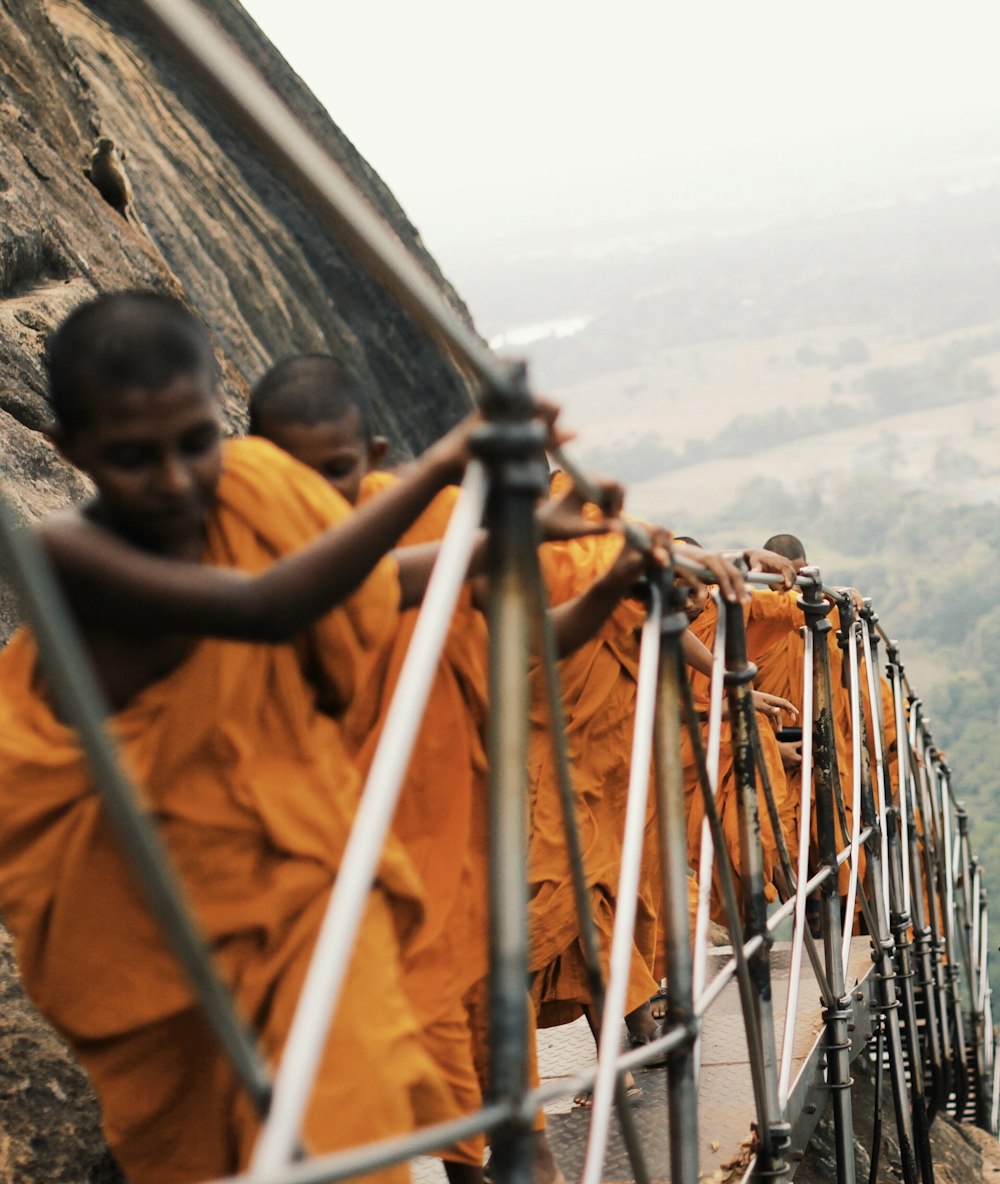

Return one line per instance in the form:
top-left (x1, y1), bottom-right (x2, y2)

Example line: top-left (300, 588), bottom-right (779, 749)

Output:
top-left (722, 595), bottom-right (788, 1175)
top-left (844, 614), bottom-right (925, 1184)
top-left (954, 806), bottom-right (976, 1121)
top-left (799, 571), bottom-right (856, 1184)
top-left (652, 573), bottom-right (699, 1184)
top-left (860, 603), bottom-right (891, 921)
top-left (883, 655), bottom-right (930, 1104)
top-left (529, 565), bottom-right (651, 1184)
top-left (678, 642), bottom-right (786, 1179)
top-left (909, 706), bottom-right (949, 1114)
top-left (924, 746), bottom-right (961, 1112)
top-left (867, 622), bottom-right (934, 1184)
top-left (474, 373), bottom-right (547, 1184)
top-left (956, 809), bottom-right (977, 1001)
top-left (936, 763), bottom-right (969, 1123)
top-left (692, 594), bottom-right (728, 1033)
top-left (975, 883), bottom-right (991, 1129)
top-left (892, 677), bottom-right (944, 1115)
top-left (832, 604), bottom-right (864, 977)
top-left (924, 737), bottom-right (955, 1110)
top-left (779, 626), bottom-right (821, 1110)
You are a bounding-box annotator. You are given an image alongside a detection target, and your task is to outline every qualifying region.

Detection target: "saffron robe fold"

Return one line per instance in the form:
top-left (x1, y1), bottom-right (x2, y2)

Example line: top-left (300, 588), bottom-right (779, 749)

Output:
top-left (350, 470), bottom-right (490, 1165)
top-left (528, 510), bottom-right (659, 1027)
top-left (0, 438), bottom-right (452, 1184)
top-left (680, 596), bottom-right (798, 927)
top-left (747, 588), bottom-right (857, 892)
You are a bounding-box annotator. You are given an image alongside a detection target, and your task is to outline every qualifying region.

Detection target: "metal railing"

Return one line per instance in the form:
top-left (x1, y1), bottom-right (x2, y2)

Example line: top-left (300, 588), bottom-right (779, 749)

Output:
top-left (0, 3), bottom-right (996, 1183)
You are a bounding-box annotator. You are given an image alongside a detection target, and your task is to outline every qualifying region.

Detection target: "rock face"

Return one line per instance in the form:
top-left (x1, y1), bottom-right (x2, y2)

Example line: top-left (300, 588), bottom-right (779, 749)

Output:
top-left (795, 1052), bottom-right (1000, 1184)
top-left (0, 0), bottom-right (479, 644)
top-left (0, 2), bottom-right (479, 1176)
top-left (0, 931), bottom-right (122, 1182)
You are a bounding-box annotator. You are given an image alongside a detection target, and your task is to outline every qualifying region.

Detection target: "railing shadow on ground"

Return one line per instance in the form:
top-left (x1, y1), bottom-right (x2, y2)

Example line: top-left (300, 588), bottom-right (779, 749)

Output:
top-left (0, 2), bottom-right (995, 1183)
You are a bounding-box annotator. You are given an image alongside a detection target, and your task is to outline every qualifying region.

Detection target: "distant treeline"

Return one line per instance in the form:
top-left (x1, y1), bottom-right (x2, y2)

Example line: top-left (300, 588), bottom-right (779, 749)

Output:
top-left (583, 335), bottom-right (999, 483)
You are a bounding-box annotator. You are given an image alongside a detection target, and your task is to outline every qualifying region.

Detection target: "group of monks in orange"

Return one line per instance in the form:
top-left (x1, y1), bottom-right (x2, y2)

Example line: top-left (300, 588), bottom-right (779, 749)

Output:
top-left (0, 292), bottom-right (886, 1184)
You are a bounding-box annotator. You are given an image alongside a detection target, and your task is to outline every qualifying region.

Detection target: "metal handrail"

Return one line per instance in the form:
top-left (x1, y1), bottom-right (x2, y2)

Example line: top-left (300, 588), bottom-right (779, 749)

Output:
top-left (6, 455), bottom-right (997, 1184)
top-left (691, 591), bottom-right (728, 1030)
top-left (581, 584), bottom-right (662, 1184)
top-left (0, 3), bottom-right (993, 1183)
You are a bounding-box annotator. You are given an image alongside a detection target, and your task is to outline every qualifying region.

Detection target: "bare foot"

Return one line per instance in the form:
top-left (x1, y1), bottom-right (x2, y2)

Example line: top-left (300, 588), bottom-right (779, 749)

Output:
top-left (648, 987), bottom-right (666, 1022)
top-left (573, 1073), bottom-right (641, 1109)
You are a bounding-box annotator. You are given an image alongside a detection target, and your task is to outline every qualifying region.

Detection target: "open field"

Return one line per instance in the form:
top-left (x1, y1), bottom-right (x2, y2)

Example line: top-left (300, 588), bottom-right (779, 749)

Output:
top-left (535, 322), bottom-right (1000, 520)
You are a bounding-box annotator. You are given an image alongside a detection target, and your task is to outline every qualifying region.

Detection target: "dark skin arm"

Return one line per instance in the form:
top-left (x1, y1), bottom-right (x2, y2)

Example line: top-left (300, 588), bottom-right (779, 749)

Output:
top-left (394, 482), bottom-right (627, 610)
top-left (682, 629), bottom-right (714, 676)
top-left (682, 633), bottom-right (797, 722)
top-left (549, 530), bottom-right (671, 657)
top-left (744, 548), bottom-right (800, 589)
top-left (40, 422), bottom-right (475, 644)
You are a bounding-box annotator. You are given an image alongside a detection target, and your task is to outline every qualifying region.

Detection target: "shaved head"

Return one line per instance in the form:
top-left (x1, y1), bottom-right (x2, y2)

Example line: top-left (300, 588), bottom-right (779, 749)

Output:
top-left (763, 533), bottom-right (807, 562)
top-left (249, 354), bottom-right (374, 442)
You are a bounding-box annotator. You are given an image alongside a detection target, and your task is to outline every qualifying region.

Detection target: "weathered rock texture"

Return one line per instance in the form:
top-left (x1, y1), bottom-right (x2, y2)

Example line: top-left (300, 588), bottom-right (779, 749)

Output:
top-left (795, 1052), bottom-right (1000, 1184)
top-left (0, 0), bottom-right (479, 644)
top-left (0, 931), bottom-right (122, 1182)
top-left (0, 1), bottom-right (480, 1176)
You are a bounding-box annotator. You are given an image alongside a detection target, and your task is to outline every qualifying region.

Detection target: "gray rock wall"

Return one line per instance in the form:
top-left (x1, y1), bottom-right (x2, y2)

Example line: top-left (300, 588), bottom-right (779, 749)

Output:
top-left (0, 0), bottom-right (480, 642)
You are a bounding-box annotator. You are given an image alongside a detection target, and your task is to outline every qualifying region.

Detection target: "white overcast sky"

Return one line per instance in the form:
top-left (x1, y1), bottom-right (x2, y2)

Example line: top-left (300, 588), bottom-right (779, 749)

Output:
top-left (241, 1), bottom-right (1000, 259)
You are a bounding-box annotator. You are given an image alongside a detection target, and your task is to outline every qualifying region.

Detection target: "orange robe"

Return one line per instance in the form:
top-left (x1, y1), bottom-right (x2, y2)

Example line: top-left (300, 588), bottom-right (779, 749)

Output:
top-left (748, 589), bottom-right (857, 892)
top-left (0, 439), bottom-right (452, 1184)
top-left (351, 475), bottom-right (545, 1136)
top-left (682, 597), bottom-right (798, 925)
top-left (350, 471), bottom-right (490, 1165)
top-left (528, 524), bottom-right (660, 1027)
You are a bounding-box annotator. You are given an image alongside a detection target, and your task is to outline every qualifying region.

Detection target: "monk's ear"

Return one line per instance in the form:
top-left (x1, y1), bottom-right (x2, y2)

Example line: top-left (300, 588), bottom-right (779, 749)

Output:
top-left (368, 436), bottom-right (389, 469)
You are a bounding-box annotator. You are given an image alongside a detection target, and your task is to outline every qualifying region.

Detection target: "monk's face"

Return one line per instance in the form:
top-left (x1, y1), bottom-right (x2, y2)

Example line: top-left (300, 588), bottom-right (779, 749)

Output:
top-left (685, 584), bottom-right (709, 621)
top-left (257, 409), bottom-right (385, 506)
top-left (60, 370), bottom-right (223, 555)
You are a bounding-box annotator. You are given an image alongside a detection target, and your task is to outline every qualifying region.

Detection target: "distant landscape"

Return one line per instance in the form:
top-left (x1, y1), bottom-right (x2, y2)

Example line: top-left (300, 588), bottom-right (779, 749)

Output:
top-left (449, 149), bottom-right (1000, 988)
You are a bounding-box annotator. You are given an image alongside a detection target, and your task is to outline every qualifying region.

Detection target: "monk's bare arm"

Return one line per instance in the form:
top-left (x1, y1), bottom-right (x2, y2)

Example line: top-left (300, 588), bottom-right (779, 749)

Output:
top-left (392, 481), bottom-right (621, 610)
top-left (550, 531), bottom-right (671, 657)
top-left (40, 445), bottom-right (462, 642)
top-left (681, 629), bottom-right (714, 677)
top-left (393, 534), bottom-right (488, 610)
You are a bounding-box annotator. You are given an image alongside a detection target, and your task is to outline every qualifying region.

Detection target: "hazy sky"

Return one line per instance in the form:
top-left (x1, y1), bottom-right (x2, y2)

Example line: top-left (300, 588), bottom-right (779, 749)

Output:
top-left (240, 1), bottom-right (1000, 259)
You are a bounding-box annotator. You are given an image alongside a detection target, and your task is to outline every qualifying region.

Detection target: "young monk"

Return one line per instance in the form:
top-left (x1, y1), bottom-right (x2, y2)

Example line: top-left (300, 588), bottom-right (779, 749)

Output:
top-left (527, 483), bottom-right (795, 1088)
top-left (683, 587), bottom-right (801, 924)
top-left (755, 534), bottom-right (862, 901)
top-left (0, 293), bottom-right (537, 1184)
top-left (250, 354), bottom-right (500, 1184)
top-left (249, 354), bottom-right (621, 1183)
